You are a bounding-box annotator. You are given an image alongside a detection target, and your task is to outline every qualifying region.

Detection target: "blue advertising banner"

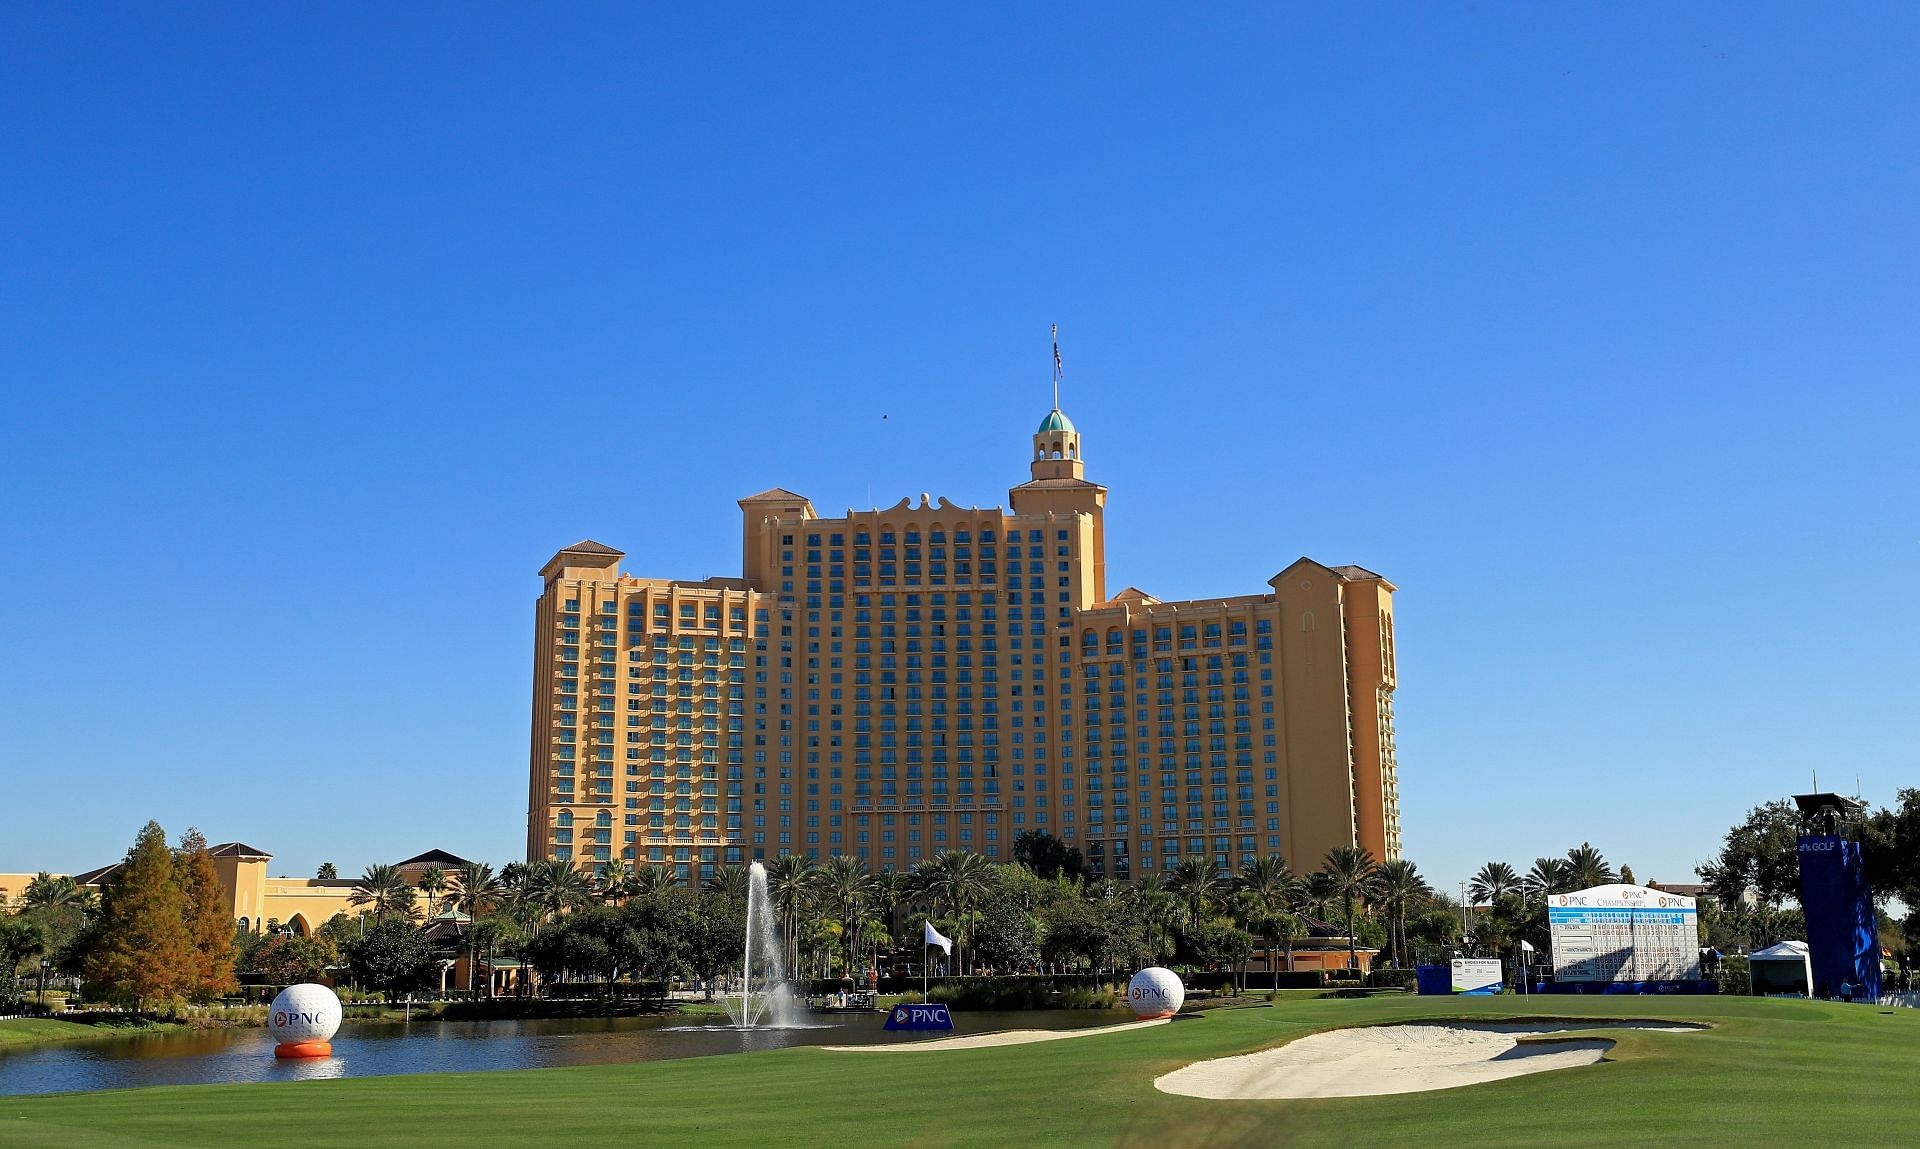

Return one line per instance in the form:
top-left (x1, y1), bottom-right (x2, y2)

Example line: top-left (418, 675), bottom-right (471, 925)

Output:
top-left (883, 1003), bottom-right (954, 1031)
top-left (1796, 835), bottom-right (1880, 1000)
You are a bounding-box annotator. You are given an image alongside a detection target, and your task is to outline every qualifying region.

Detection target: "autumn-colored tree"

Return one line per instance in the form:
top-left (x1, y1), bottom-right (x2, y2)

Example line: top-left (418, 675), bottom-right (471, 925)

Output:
top-left (175, 828), bottom-right (238, 1000)
top-left (82, 821), bottom-right (193, 1011)
top-left (244, 933), bottom-right (338, 985)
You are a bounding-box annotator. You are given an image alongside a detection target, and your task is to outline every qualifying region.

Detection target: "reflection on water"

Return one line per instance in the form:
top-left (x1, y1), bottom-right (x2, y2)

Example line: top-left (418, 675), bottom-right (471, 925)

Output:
top-left (0, 1010), bottom-right (1122, 1096)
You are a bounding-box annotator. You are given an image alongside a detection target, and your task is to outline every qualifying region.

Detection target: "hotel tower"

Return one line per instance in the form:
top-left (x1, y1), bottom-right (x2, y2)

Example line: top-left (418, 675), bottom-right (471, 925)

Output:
top-left (527, 405), bottom-right (1400, 885)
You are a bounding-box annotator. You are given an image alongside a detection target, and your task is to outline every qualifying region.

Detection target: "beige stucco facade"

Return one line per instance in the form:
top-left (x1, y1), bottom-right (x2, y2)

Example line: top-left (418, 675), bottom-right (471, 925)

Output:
top-left (527, 407), bottom-right (1400, 884)
top-left (0, 875), bottom-right (41, 913)
top-left (5, 846), bottom-right (463, 937)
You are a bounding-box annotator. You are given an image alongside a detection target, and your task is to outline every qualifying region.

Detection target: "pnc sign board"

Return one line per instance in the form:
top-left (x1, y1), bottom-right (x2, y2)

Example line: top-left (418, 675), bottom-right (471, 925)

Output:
top-left (884, 1003), bottom-right (955, 1031)
top-left (1547, 884), bottom-right (1701, 983)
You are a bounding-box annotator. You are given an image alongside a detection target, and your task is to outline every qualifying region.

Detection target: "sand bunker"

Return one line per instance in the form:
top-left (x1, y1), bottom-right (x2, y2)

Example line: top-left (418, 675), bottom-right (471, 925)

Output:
top-left (824, 1017), bottom-right (1170, 1052)
top-left (1155, 1020), bottom-right (1704, 1099)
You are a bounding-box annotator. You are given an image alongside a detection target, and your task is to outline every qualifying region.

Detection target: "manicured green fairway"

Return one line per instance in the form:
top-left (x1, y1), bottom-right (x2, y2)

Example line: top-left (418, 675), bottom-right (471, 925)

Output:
top-left (2, 996), bottom-right (1914, 1148)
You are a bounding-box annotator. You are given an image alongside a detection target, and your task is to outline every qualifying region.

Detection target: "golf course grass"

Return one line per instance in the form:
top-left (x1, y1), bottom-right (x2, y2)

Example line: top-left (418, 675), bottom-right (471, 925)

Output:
top-left (1, 995), bottom-right (1914, 1147)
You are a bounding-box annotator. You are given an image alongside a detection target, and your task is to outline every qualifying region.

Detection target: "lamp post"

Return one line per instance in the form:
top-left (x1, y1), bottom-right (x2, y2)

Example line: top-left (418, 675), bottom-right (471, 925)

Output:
top-left (39, 959), bottom-right (50, 1009)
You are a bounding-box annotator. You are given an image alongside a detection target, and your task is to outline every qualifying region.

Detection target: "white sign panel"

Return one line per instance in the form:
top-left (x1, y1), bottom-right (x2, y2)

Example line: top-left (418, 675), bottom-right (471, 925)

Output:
top-left (1450, 958), bottom-right (1504, 994)
top-left (1547, 884), bottom-right (1701, 983)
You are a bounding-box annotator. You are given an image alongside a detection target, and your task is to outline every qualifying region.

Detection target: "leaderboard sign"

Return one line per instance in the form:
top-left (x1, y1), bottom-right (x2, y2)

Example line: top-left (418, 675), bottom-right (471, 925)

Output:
top-left (1548, 884), bottom-right (1701, 983)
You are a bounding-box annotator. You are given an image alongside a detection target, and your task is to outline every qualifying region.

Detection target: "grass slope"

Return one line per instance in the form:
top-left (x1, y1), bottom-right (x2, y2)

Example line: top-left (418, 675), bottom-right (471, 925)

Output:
top-left (0, 1019), bottom-right (182, 1050)
top-left (2, 996), bottom-right (1915, 1148)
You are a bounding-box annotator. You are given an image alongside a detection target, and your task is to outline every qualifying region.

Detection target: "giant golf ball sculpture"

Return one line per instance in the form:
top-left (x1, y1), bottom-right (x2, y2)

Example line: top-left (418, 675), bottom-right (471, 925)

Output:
top-left (1128, 966), bottom-right (1185, 1019)
top-left (269, 983), bottom-right (342, 1058)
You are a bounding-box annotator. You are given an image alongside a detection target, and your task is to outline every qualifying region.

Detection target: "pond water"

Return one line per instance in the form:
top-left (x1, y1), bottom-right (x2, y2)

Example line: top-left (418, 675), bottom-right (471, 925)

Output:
top-left (0, 1010), bottom-right (1123, 1096)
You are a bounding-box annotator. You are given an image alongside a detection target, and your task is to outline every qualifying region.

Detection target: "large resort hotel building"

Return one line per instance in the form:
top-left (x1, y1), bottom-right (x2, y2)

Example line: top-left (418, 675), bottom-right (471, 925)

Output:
top-left (527, 405), bottom-right (1400, 886)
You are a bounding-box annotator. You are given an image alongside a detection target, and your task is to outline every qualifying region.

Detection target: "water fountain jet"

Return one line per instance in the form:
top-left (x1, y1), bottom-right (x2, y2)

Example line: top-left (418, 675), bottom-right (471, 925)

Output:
top-left (721, 861), bottom-right (806, 1029)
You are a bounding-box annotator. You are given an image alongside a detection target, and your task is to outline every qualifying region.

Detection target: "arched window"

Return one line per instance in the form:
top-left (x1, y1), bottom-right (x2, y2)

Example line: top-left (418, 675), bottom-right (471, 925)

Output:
top-left (237, 916), bottom-right (251, 934)
top-left (1302, 611), bottom-right (1316, 632)
top-left (595, 811), bottom-right (612, 827)
top-left (557, 810), bottom-right (573, 827)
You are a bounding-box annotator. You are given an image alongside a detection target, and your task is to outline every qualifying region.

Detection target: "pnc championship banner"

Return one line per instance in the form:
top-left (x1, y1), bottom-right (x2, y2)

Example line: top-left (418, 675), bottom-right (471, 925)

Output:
top-left (1547, 884), bottom-right (1700, 983)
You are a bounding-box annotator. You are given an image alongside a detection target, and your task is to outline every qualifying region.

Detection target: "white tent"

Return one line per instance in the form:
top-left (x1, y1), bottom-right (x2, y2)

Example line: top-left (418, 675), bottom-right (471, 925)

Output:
top-left (1747, 941), bottom-right (1812, 997)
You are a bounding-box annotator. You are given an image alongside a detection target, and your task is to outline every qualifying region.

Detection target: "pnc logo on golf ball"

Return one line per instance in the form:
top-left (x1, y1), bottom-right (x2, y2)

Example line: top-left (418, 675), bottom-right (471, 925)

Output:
top-left (268, 983), bottom-right (342, 1059)
top-left (1127, 967), bottom-right (1185, 1019)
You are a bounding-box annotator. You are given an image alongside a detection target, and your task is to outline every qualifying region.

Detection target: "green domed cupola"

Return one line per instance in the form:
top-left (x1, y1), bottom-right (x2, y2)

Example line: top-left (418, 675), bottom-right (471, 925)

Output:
top-left (1029, 406), bottom-right (1085, 481)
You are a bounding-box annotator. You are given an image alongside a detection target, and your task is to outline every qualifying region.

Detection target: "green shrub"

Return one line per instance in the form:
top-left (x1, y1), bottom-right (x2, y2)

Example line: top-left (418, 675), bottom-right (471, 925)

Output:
top-left (925, 977), bottom-right (1128, 1011)
top-left (1057, 984), bottom-right (1122, 1010)
top-left (1712, 956), bottom-right (1751, 996)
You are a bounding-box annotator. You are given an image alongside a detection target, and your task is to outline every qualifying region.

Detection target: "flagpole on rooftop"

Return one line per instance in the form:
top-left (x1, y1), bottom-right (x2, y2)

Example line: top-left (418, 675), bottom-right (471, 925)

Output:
top-left (1050, 323), bottom-right (1063, 411)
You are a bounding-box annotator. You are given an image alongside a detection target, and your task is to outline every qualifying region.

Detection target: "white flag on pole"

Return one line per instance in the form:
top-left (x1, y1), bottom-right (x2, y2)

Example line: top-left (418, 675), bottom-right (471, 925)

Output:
top-left (1520, 940), bottom-right (1535, 953)
top-left (923, 921), bottom-right (953, 955)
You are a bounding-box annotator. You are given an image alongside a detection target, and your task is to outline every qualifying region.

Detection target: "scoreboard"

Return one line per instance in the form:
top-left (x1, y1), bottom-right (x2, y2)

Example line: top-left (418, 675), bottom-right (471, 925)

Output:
top-left (1547, 884), bottom-right (1701, 983)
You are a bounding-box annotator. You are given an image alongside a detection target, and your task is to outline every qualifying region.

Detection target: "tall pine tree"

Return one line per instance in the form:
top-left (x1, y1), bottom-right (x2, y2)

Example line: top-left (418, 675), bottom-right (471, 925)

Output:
top-left (176, 828), bottom-right (238, 1000)
top-left (83, 821), bottom-right (193, 1011)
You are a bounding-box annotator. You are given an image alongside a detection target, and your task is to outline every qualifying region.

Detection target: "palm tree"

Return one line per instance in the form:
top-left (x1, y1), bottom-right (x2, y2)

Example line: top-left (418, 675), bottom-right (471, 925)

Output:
top-left (527, 858), bottom-right (594, 922)
top-left (918, 850), bottom-right (995, 973)
top-left (1468, 861), bottom-right (1521, 906)
top-left (450, 862), bottom-right (499, 996)
top-left (629, 863), bottom-right (677, 899)
top-left (494, 864), bottom-right (543, 996)
top-left (818, 856), bottom-right (873, 976)
top-left (1317, 846), bottom-right (1382, 971)
top-left (705, 864), bottom-right (750, 901)
top-left (1373, 859), bottom-right (1432, 968)
top-left (1238, 856), bottom-right (1301, 911)
top-left (597, 859), bottom-right (632, 905)
top-left (1564, 843), bottom-right (1616, 890)
top-left (23, 873), bottom-right (83, 909)
top-left (765, 855), bottom-right (818, 974)
top-left (1167, 857), bottom-right (1224, 930)
top-left (417, 866), bottom-right (447, 918)
top-left (1236, 856), bottom-right (1302, 976)
top-left (349, 863), bottom-right (416, 920)
top-left (1129, 873), bottom-right (1180, 966)
top-left (1523, 857), bottom-right (1570, 902)
top-left (868, 869), bottom-right (908, 943)
top-left (1267, 910), bottom-right (1306, 973)
top-left (1299, 871), bottom-right (1339, 923)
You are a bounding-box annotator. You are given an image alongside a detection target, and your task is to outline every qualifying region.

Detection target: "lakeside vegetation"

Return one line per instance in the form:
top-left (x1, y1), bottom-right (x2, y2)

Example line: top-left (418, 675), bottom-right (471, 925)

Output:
top-left (11, 795), bottom-right (1920, 1019)
top-left (0, 1017), bottom-right (184, 1050)
top-left (10, 824), bottom-right (1468, 1016)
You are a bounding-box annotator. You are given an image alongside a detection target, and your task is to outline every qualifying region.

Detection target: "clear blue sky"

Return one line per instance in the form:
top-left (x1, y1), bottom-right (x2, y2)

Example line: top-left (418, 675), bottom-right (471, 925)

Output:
top-left (3, 5), bottom-right (1915, 895)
